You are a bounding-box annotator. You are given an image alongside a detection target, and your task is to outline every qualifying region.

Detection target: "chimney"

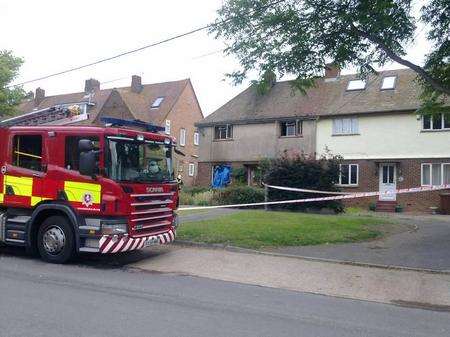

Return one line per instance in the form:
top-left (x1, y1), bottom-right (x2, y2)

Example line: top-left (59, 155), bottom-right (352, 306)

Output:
top-left (35, 87), bottom-right (45, 105)
top-left (131, 75), bottom-right (143, 93)
top-left (85, 78), bottom-right (100, 93)
top-left (324, 63), bottom-right (341, 79)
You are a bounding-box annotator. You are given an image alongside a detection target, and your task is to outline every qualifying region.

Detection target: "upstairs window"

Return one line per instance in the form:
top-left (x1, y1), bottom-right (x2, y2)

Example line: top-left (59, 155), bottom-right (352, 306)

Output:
top-left (151, 97), bottom-right (164, 109)
top-left (280, 120), bottom-right (302, 137)
top-left (12, 135), bottom-right (43, 171)
top-left (332, 117), bottom-right (359, 135)
top-left (179, 128), bottom-right (186, 147)
top-left (165, 120), bottom-right (171, 135)
top-left (194, 132), bottom-right (199, 146)
top-left (346, 79), bottom-right (366, 91)
top-left (381, 76), bottom-right (396, 90)
top-left (339, 164), bottom-right (358, 186)
top-left (422, 113), bottom-right (450, 131)
top-left (214, 125), bottom-right (233, 140)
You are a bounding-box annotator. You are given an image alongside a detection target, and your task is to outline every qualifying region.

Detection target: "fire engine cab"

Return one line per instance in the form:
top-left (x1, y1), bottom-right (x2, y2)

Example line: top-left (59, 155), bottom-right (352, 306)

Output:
top-left (0, 106), bottom-right (179, 263)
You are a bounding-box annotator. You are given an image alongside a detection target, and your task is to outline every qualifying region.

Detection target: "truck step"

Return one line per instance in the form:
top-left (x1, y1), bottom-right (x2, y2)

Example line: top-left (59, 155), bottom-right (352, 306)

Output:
top-left (6, 216), bottom-right (31, 224)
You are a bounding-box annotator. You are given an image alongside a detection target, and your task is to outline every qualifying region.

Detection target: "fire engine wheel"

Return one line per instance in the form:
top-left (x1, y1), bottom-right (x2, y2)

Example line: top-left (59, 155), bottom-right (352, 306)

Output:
top-left (37, 216), bottom-right (75, 264)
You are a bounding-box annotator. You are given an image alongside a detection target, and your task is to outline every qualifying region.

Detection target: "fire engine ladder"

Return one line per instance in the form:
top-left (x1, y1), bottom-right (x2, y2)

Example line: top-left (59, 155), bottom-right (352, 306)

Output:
top-left (0, 106), bottom-right (75, 128)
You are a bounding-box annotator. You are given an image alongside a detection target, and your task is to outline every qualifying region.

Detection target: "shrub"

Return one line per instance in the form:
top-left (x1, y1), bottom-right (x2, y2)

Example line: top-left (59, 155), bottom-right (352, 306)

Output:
top-left (182, 186), bottom-right (210, 195)
top-left (193, 191), bottom-right (216, 206)
top-left (232, 167), bottom-right (247, 185)
top-left (179, 191), bottom-right (195, 205)
top-left (213, 186), bottom-right (265, 207)
top-left (264, 151), bottom-right (344, 213)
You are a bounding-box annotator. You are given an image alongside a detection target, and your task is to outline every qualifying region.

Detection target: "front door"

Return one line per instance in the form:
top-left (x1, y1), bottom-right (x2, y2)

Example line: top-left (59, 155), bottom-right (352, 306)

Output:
top-left (379, 164), bottom-right (396, 201)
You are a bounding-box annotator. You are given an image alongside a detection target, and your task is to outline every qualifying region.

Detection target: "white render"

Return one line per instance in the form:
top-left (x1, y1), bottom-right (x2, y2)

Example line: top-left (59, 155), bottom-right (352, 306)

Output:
top-left (316, 113), bottom-right (450, 159)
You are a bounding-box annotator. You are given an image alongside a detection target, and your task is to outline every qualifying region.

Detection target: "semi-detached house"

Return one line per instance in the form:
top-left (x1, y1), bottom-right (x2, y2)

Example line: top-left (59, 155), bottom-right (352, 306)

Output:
top-left (10, 76), bottom-right (203, 186)
top-left (196, 67), bottom-right (450, 212)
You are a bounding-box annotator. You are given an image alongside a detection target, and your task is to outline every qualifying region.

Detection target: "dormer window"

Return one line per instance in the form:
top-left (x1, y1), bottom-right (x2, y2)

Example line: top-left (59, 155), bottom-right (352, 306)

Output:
top-left (151, 97), bottom-right (164, 109)
top-left (381, 76), bottom-right (396, 90)
top-left (346, 79), bottom-right (366, 91)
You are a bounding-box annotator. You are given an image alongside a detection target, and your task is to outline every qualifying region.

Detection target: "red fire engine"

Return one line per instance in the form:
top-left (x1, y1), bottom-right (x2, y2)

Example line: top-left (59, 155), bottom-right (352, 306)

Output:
top-left (0, 107), bottom-right (179, 263)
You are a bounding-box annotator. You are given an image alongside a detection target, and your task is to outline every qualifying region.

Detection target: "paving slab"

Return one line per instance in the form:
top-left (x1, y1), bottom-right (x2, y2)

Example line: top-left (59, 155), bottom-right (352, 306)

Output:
top-left (132, 245), bottom-right (450, 308)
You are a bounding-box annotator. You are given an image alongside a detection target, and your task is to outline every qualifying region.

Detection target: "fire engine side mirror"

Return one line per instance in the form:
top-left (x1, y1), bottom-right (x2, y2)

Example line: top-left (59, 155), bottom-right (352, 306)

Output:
top-left (79, 139), bottom-right (96, 178)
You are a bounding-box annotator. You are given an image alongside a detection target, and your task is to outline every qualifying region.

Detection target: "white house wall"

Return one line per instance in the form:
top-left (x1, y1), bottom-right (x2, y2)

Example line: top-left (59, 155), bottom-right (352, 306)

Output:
top-left (316, 113), bottom-right (450, 159)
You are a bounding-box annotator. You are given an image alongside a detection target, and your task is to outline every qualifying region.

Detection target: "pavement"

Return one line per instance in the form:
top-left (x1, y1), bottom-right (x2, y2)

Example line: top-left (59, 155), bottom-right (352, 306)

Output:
top-left (1, 250), bottom-right (450, 337)
top-left (268, 213), bottom-right (450, 271)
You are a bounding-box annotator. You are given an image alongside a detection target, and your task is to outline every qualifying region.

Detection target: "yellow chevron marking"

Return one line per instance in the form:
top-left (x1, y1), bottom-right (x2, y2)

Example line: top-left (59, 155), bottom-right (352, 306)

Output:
top-left (64, 181), bottom-right (101, 204)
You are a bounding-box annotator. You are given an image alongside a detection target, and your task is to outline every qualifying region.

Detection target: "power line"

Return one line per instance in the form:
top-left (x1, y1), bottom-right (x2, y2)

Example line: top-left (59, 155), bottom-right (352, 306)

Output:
top-left (9, 0), bottom-right (286, 88)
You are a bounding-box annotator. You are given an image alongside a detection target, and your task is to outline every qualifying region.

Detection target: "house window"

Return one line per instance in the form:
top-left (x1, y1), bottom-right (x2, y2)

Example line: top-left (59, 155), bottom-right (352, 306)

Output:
top-left (214, 125), bottom-right (233, 140)
top-left (151, 97), bottom-right (164, 109)
top-left (188, 163), bottom-right (195, 177)
top-left (422, 114), bottom-right (450, 131)
top-left (346, 79), bottom-right (366, 91)
top-left (65, 136), bottom-right (99, 171)
top-left (165, 120), bottom-right (171, 135)
top-left (179, 128), bottom-right (186, 147)
top-left (194, 132), bottom-right (199, 146)
top-left (339, 164), bottom-right (358, 186)
top-left (381, 76), bottom-right (396, 90)
top-left (12, 135), bottom-right (43, 171)
top-left (332, 117), bottom-right (359, 135)
top-left (280, 120), bottom-right (302, 137)
top-left (421, 163), bottom-right (450, 186)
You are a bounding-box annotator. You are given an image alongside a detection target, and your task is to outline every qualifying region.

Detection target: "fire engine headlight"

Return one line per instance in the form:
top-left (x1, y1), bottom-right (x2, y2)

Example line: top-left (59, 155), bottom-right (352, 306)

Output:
top-left (101, 223), bottom-right (128, 235)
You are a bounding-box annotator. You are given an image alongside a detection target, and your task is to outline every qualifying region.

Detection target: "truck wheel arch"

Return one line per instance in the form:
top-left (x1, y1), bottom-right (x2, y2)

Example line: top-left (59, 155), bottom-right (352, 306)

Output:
top-left (28, 203), bottom-right (81, 253)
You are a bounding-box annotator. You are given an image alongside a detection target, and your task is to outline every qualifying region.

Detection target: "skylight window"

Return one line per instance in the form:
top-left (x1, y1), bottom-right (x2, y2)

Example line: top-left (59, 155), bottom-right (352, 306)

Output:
top-left (151, 97), bottom-right (164, 109)
top-left (381, 76), bottom-right (396, 90)
top-left (346, 79), bottom-right (366, 91)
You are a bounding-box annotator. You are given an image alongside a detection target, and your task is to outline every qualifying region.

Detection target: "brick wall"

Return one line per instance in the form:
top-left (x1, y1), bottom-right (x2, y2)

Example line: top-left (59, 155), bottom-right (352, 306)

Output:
top-left (166, 81), bottom-right (203, 186)
top-left (340, 158), bottom-right (450, 212)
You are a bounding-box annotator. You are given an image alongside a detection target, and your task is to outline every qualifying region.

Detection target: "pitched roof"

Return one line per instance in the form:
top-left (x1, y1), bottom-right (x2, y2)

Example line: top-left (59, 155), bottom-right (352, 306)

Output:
top-left (14, 78), bottom-right (191, 125)
top-left (198, 68), bottom-right (425, 126)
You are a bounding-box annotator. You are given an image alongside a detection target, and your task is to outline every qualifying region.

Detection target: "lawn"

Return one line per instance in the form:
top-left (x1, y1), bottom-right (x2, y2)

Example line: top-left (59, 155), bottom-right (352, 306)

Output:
top-left (177, 210), bottom-right (391, 249)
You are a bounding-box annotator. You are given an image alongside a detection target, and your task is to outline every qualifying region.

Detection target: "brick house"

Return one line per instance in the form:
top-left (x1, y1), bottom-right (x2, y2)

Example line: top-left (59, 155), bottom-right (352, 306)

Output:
top-left (197, 67), bottom-right (449, 212)
top-left (12, 76), bottom-right (203, 186)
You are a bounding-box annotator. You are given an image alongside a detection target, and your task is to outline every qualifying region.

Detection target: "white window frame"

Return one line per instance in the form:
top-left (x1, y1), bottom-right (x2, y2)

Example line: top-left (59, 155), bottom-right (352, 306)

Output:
top-left (188, 163), bottom-right (195, 177)
top-left (280, 120), bottom-right (302, 137)
top-left (422, 114), bottom-right (450, 131)
top-left (338, 164), bottom-right (359, 186)
top-left (332, 117), bottom-right (359, 135)
top-left (421, 163), bottom-right (450, 186)
top-left (151, 97), bottom-right (164, 109)
top-left (346, 79), bottom-right (366, 91)
top-left (194, 132), bottom-right (199, 146)
top-left (214, 124), bottom-right (233, 140)
top-left (179, 128), bottom-right (186, 147)
top-left (165, 120), bottom-right (171, 135)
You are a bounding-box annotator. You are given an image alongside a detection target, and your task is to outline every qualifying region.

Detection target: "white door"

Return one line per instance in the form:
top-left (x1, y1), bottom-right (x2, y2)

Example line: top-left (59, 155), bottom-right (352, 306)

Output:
top-left (379, 164), bottom-right (397, 201)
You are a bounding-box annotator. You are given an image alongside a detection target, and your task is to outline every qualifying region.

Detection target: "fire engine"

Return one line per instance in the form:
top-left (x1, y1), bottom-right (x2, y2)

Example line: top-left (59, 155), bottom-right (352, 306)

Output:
top-left (0, 106), bottom-right (179, 263)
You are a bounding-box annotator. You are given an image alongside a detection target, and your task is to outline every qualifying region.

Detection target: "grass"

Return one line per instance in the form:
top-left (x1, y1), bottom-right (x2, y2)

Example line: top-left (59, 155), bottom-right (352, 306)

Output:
top-left (177, 210), bottom-right (391, 249)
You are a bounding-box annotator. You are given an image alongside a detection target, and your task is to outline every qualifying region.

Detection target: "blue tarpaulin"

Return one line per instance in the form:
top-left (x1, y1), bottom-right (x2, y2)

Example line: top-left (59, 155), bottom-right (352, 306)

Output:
top-left (212, 165), bottom-right (231, 188)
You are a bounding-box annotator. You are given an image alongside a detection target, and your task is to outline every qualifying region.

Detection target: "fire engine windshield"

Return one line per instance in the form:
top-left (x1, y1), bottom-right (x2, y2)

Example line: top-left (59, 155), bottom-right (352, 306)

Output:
top-left (105, 138), bottom-right (174, 183)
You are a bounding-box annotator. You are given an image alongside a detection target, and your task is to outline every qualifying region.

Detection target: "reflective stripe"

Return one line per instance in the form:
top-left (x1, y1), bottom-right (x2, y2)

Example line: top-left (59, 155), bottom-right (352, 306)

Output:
top-left (0, 193), bottom-right (3, 203)
top-left (64, 181), bottom-right (101, 204)
top-left (5, 175), bottom-right (33, 197)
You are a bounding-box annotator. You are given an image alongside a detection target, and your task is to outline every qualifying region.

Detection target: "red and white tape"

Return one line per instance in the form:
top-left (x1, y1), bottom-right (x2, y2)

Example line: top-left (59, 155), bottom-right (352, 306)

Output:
top-left (179, 184), bottom-right (450, 211)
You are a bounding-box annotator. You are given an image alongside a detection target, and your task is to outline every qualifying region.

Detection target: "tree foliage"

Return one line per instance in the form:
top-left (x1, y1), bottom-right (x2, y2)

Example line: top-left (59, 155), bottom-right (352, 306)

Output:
top-left (0, 50), bottom-right (25, 117)
top-left (211, 0), bottom-right (449, 109)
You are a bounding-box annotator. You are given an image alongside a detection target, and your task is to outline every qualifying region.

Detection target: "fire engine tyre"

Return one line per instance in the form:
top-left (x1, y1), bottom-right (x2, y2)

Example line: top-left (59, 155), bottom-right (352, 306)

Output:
top-left (37, 216), bottom-right (75, 264)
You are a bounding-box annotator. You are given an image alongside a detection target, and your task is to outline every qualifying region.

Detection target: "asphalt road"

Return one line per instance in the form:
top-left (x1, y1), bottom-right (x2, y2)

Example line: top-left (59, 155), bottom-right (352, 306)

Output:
top-left (1, 249), bottom-right (449, 337)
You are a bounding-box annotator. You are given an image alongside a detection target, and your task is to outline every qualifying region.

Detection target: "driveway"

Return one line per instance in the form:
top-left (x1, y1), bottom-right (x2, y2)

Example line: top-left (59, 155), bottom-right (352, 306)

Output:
top-left (270, 214), bottom-right (450, 271)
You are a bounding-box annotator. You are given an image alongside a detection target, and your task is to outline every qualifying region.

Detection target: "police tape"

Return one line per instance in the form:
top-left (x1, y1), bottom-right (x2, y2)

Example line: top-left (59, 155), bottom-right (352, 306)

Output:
top-left (263, 183), bottom-right (351, 195)
top-left (178, 184), bottom-right (450, 211)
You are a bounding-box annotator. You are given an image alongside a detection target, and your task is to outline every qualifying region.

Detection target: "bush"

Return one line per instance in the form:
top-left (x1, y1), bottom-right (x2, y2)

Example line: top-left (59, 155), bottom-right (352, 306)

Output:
top-left (182, 186), bottom-right (210, 195)
top-left (232, 167), bottom-right (247, 185)
top-left (179, 191), bottom-right (195, 205)
top-left (192, 191), bottom-right (216, 206)
top-left (213, 186), bottom-right (265, 207)
top-left (264, 151), bottom-right (344, 213)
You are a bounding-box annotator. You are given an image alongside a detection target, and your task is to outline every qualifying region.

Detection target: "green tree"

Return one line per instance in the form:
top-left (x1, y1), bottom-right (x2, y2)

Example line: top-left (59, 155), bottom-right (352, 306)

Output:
top-left (211, 0), bottom-right (449, 111)
top-left (0, 50), bottom-right (25, 117)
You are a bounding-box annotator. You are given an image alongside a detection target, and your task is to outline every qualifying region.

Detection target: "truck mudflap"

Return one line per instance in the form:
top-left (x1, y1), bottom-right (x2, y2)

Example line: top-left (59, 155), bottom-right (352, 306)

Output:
top-left (99, 229), bottom-right (176, 254)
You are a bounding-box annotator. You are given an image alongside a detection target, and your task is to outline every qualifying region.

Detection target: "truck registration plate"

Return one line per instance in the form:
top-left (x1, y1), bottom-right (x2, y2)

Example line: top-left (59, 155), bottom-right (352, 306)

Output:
top-left (144, 237), bottom-right (160, 247)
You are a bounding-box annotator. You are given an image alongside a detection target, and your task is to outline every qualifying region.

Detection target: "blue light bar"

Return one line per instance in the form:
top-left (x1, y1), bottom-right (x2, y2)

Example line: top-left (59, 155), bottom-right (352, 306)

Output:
top-left (101, 117), bottom-right (165, 133)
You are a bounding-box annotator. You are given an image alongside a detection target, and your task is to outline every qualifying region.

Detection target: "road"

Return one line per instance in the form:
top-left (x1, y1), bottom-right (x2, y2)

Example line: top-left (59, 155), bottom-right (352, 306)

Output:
top-left (0, 249), bottom-right (449, 337)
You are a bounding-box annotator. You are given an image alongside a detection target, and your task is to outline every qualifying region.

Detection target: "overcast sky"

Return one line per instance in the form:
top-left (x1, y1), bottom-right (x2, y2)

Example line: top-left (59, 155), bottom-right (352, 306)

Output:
top-left (1, 0), bottom-right (430, 116)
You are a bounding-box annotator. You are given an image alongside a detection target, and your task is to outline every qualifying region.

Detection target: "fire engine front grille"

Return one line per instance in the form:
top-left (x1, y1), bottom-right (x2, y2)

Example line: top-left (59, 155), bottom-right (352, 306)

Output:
top-left (130, 192), bottom-right (175, 237)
